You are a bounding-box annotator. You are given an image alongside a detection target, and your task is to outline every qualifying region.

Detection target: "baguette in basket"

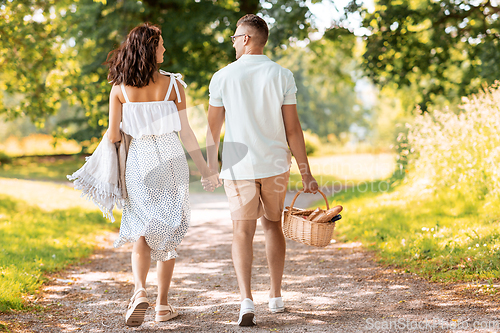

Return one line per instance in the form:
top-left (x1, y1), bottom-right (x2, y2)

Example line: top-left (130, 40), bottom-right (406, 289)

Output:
top-left (306, 208), bottom-right (323, 221)
top-left (283, 189), bottom-right (343, 247)
top-left (310, 205), bottom-right (343, 223)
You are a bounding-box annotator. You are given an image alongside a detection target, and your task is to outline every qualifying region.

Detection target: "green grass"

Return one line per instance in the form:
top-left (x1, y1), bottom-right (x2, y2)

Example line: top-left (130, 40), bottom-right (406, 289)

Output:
top-left (331, 182), bottom-right (500, 283)
top-left (0, 155), bottom-right (86, 182)
top-left (0, 194), bottom-right (119, 312)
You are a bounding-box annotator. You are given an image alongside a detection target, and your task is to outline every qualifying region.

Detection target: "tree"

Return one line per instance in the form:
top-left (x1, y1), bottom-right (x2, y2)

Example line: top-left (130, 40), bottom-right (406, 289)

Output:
top-left (0, 0), bottom-right (73, 124)
top-left (0, 0), bottom-right (314, 146)
top-left (276, 37), bottom-right (369, 141)
top-left (338, 0), bottom-right (500, 112)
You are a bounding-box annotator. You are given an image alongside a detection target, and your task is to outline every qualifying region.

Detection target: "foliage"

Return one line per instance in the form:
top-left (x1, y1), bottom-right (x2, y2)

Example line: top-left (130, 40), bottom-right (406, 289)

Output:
top-left (0, 152), bottom-right (11, 166)
top-left (0, 0), bottom-right (315, 146)
top-left (402, 83), bottom-right (500, 201)
top-left (367, 82), bottom-right (412, 148)
top-left (333, 82), bottom-right (500, 283)
top-left (0, 195), bottom-right (118, 311)
top-left (302, 129), bottom-right (321, 155)
top-left (339, 0), bottom-right (500, 111)
top-left (0, 0), bottom-right (72, 124)
top-left (276, 38), bottom-right (369, 139)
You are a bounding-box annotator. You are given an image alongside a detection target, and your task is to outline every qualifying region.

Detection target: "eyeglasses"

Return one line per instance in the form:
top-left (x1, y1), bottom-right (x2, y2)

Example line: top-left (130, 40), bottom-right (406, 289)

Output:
top-left (230, 34), bottom-right (250, 43)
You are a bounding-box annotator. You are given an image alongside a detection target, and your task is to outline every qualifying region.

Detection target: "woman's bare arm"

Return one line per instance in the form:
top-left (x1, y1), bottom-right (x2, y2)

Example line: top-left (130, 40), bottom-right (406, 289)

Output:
top-left (175, 83), bottom-right (220, 189)
top-left (108, 85), bottom-right (123, 143)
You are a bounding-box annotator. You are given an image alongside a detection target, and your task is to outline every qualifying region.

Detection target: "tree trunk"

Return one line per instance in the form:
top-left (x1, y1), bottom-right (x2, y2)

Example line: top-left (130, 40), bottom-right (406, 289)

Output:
top-left (239, 0), bottom-right (259, 15)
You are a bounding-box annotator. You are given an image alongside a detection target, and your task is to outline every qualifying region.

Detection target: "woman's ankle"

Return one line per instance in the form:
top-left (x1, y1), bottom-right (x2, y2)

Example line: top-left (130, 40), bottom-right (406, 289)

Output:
top-left (133, 287), bottom-right (147, 297)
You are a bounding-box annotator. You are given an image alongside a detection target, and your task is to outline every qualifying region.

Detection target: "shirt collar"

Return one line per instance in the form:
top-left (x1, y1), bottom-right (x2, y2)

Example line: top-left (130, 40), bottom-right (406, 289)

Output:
top-left (238, 54), bottom-right (270, 62)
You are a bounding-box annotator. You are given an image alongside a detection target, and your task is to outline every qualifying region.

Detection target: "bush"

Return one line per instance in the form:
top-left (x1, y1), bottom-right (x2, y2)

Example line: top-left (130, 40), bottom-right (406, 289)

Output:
top-left (303, 130), bottom-right (321, 156)
top-left (0, 151), bottom-right (12, 166)
top-left (334, 83), bottom-right (500, 283)
top-left (402, 83), bottom-right (500, 201)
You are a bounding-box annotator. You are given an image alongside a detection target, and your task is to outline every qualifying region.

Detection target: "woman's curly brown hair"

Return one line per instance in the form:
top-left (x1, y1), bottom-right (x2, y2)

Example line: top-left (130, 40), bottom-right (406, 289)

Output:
top-left (106, 23), bottom-right (162, 88)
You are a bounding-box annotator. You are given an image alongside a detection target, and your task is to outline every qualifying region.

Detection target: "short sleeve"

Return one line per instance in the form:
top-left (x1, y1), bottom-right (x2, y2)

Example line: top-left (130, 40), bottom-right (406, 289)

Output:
top-left (283, 69), bottom-right (297, 105)
top-left (209, 72), bottom-right (224, 107)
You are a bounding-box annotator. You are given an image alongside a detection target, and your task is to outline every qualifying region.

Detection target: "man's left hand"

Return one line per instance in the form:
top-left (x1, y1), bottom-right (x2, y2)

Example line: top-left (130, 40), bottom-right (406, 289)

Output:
top-left (302, 174), bottom-right (318, 193)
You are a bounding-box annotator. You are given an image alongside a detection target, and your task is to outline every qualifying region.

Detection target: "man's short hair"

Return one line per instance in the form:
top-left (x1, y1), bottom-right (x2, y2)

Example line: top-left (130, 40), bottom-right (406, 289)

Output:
top-left (236, 14), bottom-right (269, 47)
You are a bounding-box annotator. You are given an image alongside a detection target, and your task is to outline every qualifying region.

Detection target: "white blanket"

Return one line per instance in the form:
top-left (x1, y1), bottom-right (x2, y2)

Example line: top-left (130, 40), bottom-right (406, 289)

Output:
top-left (67, 131), bottom-right (123, 222)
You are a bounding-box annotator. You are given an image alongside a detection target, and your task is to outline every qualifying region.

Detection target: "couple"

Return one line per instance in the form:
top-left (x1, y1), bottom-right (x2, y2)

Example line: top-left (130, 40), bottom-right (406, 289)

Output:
top-left (106, 14), bottom-right (318, 327)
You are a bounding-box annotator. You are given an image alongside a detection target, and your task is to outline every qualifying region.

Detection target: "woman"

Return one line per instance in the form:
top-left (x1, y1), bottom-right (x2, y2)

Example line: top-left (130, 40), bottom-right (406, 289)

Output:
top-left (105, 23), bottom-right (219, 327)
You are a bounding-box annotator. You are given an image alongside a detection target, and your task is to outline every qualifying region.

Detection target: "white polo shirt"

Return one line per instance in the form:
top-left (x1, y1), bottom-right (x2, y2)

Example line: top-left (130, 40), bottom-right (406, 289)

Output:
top-left (209, 54), bottom-right (297, 180)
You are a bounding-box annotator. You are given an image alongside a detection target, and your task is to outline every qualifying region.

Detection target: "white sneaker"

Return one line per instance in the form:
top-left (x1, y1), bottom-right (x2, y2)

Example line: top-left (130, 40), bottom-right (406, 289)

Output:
top-left (238, 298), bottom-right (256, 326)
top-left (269, 297), bottom-right (284, 313)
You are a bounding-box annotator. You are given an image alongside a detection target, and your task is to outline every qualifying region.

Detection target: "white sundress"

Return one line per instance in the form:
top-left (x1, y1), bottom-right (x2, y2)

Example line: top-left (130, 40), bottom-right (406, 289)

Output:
top-left (113, 71), bottom-right (190, 262)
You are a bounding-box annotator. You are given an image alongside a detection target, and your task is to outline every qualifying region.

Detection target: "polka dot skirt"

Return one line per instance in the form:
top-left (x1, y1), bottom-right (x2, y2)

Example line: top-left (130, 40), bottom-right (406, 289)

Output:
top-left (113, 132), bottom-right (190, 261)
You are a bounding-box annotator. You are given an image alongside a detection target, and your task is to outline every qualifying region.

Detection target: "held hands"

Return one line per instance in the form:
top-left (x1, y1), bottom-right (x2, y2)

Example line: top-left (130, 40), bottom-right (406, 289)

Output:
top-left (301, 173), bottom-right (319, 193)
top-left (201, 173), bottom-right (222, 192)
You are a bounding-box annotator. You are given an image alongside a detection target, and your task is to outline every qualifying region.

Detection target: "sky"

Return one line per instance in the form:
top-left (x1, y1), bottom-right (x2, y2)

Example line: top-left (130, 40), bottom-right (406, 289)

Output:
top-left (308, 0), bottom-right (348, 32)
top-left (307, 0), bottom-right (374, 36)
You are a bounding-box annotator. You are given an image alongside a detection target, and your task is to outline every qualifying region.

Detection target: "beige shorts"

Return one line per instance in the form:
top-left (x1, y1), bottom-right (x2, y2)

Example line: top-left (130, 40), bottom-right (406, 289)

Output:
top-left (224, 171), bottom-right (290, 221)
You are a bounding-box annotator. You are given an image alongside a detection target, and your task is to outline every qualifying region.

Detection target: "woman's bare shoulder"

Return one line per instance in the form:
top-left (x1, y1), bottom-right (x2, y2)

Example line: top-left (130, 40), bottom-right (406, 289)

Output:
top-left (110, 84), bottom-right (125, 103)
top-left (110, 84), bottom-right (121, 97)
top-left (157, 71), bottom-right (171, 82)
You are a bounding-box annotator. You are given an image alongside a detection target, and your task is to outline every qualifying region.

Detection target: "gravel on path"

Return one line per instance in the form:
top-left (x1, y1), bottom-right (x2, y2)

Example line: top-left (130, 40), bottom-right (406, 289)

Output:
top-left (2, 192), bottom-right (499, 333)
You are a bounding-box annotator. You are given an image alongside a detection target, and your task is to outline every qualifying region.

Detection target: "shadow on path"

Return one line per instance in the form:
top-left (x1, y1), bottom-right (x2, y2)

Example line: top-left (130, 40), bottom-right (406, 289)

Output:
top-left (2, 193), bottom-right (499, 332)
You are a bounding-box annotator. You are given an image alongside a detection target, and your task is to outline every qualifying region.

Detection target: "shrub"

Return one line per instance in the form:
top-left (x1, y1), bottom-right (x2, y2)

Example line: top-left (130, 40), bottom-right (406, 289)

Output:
top-left (335, 83), bottom-right (500, 283)
top-left (303, 130), bottom-right (321, 156)
top-left (0, 151), bottom-right (12, 166)
top-left (402, 83), bottom-right (500, 201)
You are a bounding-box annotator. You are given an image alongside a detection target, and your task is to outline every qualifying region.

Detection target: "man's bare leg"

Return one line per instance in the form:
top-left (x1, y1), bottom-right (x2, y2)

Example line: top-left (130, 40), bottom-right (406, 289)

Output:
top-left (232, 219), bottom-right (257, 300)
top-left (261, 216), bottom-right (286, 298)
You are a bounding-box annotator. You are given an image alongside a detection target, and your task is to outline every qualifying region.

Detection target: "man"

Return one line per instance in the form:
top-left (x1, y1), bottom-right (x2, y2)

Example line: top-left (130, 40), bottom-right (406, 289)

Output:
top-left (206, 14), bottom-right (318, 326)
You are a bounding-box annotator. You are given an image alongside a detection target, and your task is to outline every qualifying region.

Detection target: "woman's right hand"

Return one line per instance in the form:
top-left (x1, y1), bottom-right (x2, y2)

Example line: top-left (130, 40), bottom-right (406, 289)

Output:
top-left (201, 173), bottom-right (222, 192)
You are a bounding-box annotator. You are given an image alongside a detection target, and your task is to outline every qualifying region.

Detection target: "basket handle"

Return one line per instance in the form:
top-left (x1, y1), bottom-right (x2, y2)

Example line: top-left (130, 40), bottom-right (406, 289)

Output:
top-left (289, 189), bottom-right (329, 210)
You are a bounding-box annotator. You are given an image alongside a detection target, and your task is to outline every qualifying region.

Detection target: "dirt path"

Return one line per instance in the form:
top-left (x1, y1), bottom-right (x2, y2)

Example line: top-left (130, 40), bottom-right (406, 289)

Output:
top-left (2, 191), bottom-right (500, 332)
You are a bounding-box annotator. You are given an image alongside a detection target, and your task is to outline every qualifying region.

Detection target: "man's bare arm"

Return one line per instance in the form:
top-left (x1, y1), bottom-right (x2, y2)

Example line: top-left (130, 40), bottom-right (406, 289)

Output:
top-left (206, 105), bottom-right (225, 173)
top-left (282, 104), bottom-right (318, 193)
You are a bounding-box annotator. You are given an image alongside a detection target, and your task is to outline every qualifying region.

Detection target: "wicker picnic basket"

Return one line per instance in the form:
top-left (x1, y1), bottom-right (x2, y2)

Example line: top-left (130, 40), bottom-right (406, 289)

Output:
top-left (283, 189), bottom-right (338, 247)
